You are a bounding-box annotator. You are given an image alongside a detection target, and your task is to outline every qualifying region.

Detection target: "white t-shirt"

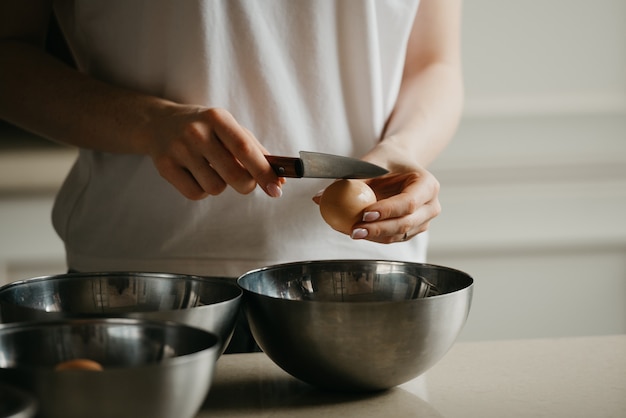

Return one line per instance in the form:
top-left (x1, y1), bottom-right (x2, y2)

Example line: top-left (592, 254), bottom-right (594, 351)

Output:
top-left (51, 0), bottom-right (427, 277)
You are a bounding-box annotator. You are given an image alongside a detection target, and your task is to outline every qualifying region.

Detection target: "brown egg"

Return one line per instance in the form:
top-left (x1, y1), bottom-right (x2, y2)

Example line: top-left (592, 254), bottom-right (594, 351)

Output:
top-left (319, 179), bottom-right (377, 235)
top-left (54, 358), bottom-right (104, 372)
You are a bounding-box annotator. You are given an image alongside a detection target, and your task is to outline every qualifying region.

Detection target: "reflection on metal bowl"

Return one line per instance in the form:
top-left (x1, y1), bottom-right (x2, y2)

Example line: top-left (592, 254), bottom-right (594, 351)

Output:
top-left (0, 383), bottom-right (38, 418)
top-left (0, 272), bottom-right (241, 353)
top-left (0, 318), bottom-right (220, 418)
top-left (237, 260), bottom-right (473, 392)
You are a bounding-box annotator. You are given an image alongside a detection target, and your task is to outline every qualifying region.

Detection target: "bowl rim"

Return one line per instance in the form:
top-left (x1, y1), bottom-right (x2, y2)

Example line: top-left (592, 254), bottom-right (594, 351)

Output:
top-left (0, 317), bottom-right (221, 373)
top-left (0, 271), bottom-right (243, 309)
top-left (236, 259), bottom-right (474, 303)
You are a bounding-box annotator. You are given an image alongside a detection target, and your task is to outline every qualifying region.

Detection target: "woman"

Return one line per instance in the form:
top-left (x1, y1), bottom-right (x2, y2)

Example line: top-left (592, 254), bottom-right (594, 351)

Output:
top-left (0, 0), bottom-right (463, 353)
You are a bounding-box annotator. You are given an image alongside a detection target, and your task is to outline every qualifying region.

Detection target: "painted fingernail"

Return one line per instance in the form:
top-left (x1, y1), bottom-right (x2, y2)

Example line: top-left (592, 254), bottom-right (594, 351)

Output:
top-left (362, 211), bottom-right (380, 222)
top-left (351, 228), bottom-right (368, 240)
top-left (266, 183), bottom-right (283, 198)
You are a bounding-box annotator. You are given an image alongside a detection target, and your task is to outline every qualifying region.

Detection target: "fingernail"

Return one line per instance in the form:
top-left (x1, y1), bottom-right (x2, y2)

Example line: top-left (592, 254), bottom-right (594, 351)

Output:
top-left (362, 211), bottom-right (380, 222)
top-left (351, 228), bottom-right (368, 239)
top-left (313, 189), bottom-right (325, 199)
top-left (266, 183), bottom-right (282, 198)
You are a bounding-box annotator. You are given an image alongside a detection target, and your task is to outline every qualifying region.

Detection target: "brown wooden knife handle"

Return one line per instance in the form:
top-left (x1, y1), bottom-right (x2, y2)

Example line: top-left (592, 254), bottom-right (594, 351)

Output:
top-left (265, 155), bottom-right (304, 178)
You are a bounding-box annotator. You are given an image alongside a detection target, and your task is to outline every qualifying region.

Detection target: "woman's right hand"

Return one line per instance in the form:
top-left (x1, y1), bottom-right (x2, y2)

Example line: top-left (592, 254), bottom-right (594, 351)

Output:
top-left (0, 1), bottom-right (283, 202)
top-left (140, 105), bottom-right (284, 200)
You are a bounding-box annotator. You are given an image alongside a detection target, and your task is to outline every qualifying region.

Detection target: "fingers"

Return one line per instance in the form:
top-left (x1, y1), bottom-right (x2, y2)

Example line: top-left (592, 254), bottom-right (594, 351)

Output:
top-left (353, 198), bottom-right (441, 243)
top-left (350, 171), bottom-right (441, 244)
top-left (202, 109), bottom-right (282, 197)
top-left (149, 107), bottom-right (283, 199)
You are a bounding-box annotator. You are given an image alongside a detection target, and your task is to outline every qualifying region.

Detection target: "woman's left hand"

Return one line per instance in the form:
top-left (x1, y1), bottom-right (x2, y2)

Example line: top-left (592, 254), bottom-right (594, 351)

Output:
top-left (313, 166), bottom-right (441, 243)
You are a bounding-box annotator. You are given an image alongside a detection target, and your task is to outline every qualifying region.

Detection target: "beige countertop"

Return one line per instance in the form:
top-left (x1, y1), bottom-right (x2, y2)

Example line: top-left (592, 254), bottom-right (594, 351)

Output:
top-left (198, 334), bottom-right (626, 417)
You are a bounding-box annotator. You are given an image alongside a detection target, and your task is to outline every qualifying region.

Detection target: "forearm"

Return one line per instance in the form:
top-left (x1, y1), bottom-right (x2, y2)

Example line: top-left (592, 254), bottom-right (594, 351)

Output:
top-left (367, 60), bottom-right (463, 170)
top-left (0, 40), bottom-right (170, 154)
top-left (0, 39), bottom-right (282, 200)
top-left (363, 0), bottom-right (463, 172)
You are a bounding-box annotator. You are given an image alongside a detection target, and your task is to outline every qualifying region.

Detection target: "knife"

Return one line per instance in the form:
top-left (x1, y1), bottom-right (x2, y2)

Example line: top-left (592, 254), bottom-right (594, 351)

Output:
top-left (265, 151), bottom-right (388, 179)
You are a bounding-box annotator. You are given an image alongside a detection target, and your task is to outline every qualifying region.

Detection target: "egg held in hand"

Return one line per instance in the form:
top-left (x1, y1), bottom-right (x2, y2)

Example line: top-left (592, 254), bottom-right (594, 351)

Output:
top-left (319, 179), bottom-right (377, 235)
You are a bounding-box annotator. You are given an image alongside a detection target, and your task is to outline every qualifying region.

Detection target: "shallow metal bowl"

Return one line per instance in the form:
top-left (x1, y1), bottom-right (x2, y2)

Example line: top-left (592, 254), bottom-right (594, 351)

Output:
top-left (237, 260), bottom-right (473, 391)
top-left (0, 272), bottom-right (241, 352)
top-left (0, 318), bottom-right (220, 418)
top-left (0, 383), bottom-right (37, 418)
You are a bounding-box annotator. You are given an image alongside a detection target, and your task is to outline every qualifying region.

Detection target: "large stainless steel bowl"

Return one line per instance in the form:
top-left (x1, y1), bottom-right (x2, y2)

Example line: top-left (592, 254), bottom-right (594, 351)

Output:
top-left (0, 318), bottom-right (220, 418)
top-left (0, 272), bottom-right (241, 352)
top-left (237, 260), bottom-right (473, 392)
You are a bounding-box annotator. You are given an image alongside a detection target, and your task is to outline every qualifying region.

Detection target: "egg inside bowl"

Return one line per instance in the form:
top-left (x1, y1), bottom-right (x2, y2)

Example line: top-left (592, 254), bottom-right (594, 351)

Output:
top-left (0, 318), bottom-right (220, 418)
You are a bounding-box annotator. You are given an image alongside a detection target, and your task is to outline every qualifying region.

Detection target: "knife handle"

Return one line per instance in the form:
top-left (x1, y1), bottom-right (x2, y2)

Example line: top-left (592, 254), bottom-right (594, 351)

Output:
top-left (265, 155), bottom-right (304, 178)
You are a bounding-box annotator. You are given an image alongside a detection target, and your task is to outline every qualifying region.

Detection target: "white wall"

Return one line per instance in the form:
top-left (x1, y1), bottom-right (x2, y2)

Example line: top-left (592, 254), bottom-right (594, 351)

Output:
top-left (0, 194), bottom-right (68, 281)
top-left (0, 149), bottom-right (75, 283)
top-left (427, 0), bottom-right (626, 340)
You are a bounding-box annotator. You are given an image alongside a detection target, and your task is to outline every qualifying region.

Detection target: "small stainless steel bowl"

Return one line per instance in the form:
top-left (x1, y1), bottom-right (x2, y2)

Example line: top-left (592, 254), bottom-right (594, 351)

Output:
top-left (0, 272), bottom-right (241, 352)
top-left (0, 383), bottom-right (37, 418)
top-left (237, 260), bottom-right (473, 391)
top-left (0, 318), bottom-right (220, 418)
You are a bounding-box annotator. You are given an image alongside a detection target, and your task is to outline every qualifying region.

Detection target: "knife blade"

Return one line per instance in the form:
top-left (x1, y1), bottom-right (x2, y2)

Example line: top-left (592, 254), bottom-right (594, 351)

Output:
top-left (265, 151), bottom-right (388, 179)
